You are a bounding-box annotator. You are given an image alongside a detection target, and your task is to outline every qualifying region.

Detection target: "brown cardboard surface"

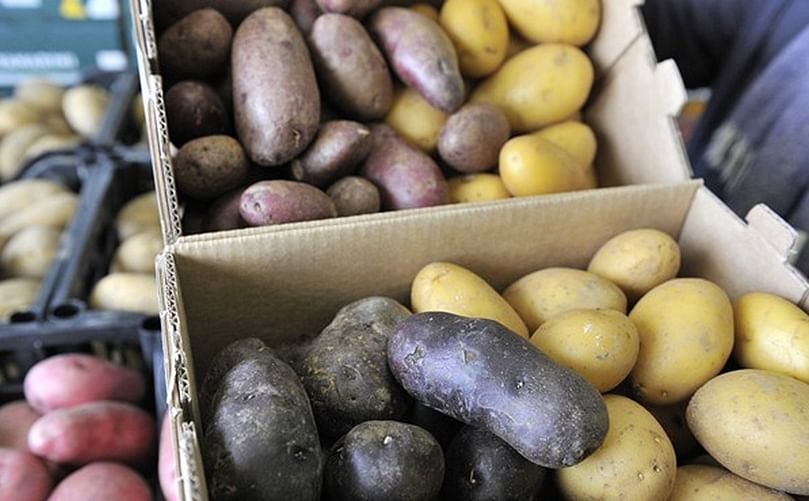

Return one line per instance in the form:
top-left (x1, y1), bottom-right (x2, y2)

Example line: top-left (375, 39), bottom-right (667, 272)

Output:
top-left (130, 0), bottom-right (689, 245)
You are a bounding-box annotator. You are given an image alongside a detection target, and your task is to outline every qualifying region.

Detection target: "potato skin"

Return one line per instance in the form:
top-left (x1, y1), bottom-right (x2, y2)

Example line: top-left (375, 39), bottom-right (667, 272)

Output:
top-left (113, 230), bottom-right (163, 274)
top-left (316, 0), bottom-right (380, 18)
top-left (174, 135), bottom-right (250, 200)
top-left (499, 0), bottom-right (600, 46)
top-left (448, 174), bottom-right (511, 203)
top-left (291, 120), bottom-right (372, 188)
top-left (301, 297), bottom-right (412, 437)
top-left (0, 448), bottom-right (52, 501)
top-left (442, 426), bottom-right (546, 501)
top-left (0, 226), bottom-right (60, 279)
top-left (165, 81), bottom-right (229, 146)
top-left (233, 8), bottom-right (320, 166)
top-left (687, 369), bottom-right (809, 495)
top-left (205, 356), bottom-right (322, 501)
top-left (28, 402), bottom-right (156, 465)
top-left (155, 0), bottom-right (292, 27)
top-left (159, 8), bottom-right (232, 81)
top-left (0, 278), bottom-right (40, 322)
top-left (0, 402), bottom-right (41, 450)
top-left (385, 86), bottom-right (447, 153)
top-left (439, 102), bottom-right (510, 173)
top-left (388, 312), bottom-right (608, 468)
top-left (308, 14), bottom-right (393, 120)
top-left (669, 464), bottom-right (795, 501)
top-left (23, 354), bottom-right (145, 413)
top-left (439, 0), bottom-right (509, 78)
top-left (368, 7), bottom-right (464, 113)
top-left (89, 273), bottom-right (159, 315)
top-left (203, 187), bottom-right (247, 232)
top-left (159, 413), bottom-right (180, 501)
top-left (324, 420), bottom-right (444, 501)
top-left (239, 180), bottom-right (337, 226)
top-left (47, 462), bottom-right (151, 501)
top-left (359, 124), bottom-right (449, 210)
top-left (116, 192), bottom-right (160, 240)
top-left (327, 176), bottom-right (381, 216)
top-left (499, 132), bottom-right (587, 196)
top-left (291, 0), bottom-right (322, 34)
top-left (0, 179), bottom-right (66, 221)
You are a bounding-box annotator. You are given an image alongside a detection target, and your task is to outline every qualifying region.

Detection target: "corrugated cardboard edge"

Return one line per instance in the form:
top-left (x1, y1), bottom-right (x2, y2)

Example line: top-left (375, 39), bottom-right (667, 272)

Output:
top-left (130, 0), bottom-right (686, 245)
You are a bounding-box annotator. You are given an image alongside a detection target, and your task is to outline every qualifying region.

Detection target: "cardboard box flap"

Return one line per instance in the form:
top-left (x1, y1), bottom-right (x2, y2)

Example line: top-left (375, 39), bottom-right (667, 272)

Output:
top-left (746, 204), bottom-right (800, 262)
top-left (589, 0), bottom-right (645, 74)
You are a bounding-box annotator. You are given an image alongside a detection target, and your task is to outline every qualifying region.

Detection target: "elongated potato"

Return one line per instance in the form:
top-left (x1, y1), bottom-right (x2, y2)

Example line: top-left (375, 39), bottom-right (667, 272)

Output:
top-left (368, 7), bottom-right (464, 113)
top-left (499, 130), bottom-right (587, 196)
top-left (0, 402), bottom-right (41, 450)
top-left (438, 102), bottom-right (510, 173)
top-left (23, 354), bottom-right (145, 413)
top-left (439, 0), bottom-right (509, 78)
top-left (233, 8), bottom-right (320, 166)
top-left (630, 278), bottom-right (733, 405)
top-left (499, 0), bottom-right (600, 46)
top-left (158, 8), bottom-right (233, 81)
top-left (89, 273), bottom-right (159, 315)
top-left (28, 402), bottom-right (155, 465)
top-left (0, 179), bottom-right (66, 221)
top-left (156, 0), bottom-right (292, 27)
top-left (388, 312), bottom-right (608, 468)
top-left (22, 134), bottom-right (81, 163)
top-left (503, 267), bottom-right (627, 333)
top-left (0, 278), bottom-right (40, 321)
top-left (62, 85), bottom-right (109, 139)
top-left (1, 226), bottom-right (60, 279)
top-left (0, 99), bottom-right (40, 137)
top-left (15, 79), bottom-right (63, 114)
top-left (535, 120), bottom-right (597, 169)
top-left (116, 192), bottom-right (160, 240)
top-left (309, 14), bottom-right (393, 120)
top-left (239, 180), bottom-right (337, 226)
top-left (669, 464), bottom-right (795, 501)
top-left (385, 86), bottom-right (447, 153)
top-left (0, 449), bottom-right (52, 501)
top-left (359, 124), bottom-right (449, 210)
top-left (0, 192), bottom-right (77, 238)
top-left (0, 124), bottom-right (50, 181)
top-left (291, 120), bottom-right (372, 188)
top-left (411, 261), bottom-right (528, 337)
top-left (448, 174), bottom-right (511, 203)
top-left (113, 230), bottom-right (163, 274)
top-left (47, 462), bottom-right (151, 501)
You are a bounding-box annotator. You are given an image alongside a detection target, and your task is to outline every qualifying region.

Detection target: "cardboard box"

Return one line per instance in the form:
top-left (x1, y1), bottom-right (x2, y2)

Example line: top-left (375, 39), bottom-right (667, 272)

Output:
top-left (156, 180), bottom-right (809, 500)
top-left (130, 0), bottom-right (690, 245)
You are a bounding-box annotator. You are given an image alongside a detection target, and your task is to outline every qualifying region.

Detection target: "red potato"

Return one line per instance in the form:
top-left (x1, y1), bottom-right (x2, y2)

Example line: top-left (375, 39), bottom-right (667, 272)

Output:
top-left (47, 462), bottom-right (151, 501)
top-left (155, 0), bottom-right (292, 29)
top-left (158, 8), bottom-right (233, 81)
top-left (28, 402), bottom-right (156, 466)
top-left (232, 8), bottom-right (320, 166)
top-left (240, 180), bottom-right (337, 226)
top-left (23, 354), bottom-right (146, 414)
top-left (204, 187), bottom-right (248, 232)
top-left (165, 81), bottom-right (230, 147)
top-left (316, 0), bottom-right (380, 18)
top-left (0, 401), bottom-right (41, 450)
top-left (159, 414), bottom-right (179, 501)
top-left (359, 123), bottom-right (449, 210)
top-left (327, 176), bottom-right (381, 216)
top-left (368, 7), bottom-right (464, 113)
top-left (438, 102), bottom-right (511, 173)
top-left (291, 0), bottom-right (323, 34)
top-left (291, 120), bottom-right (373, 188)
top-left (0, 448), bottom-right (52, 501)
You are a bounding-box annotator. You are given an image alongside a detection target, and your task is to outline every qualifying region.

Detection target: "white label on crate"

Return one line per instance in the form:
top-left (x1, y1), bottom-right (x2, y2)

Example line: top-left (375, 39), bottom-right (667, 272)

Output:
top-left (0, 51), bottom-right (79, 71)
top-left (0, 0), bottom-right (41, 8)
top-left (96, 49), bottom-right (127, 71)
top-left (85, 0), bottom-right (118, 19)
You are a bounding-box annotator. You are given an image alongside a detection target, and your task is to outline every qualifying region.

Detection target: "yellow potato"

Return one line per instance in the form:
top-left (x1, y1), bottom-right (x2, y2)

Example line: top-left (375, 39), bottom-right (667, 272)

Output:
top-left (734, 292), bottom-right (809, 383)
top-left (0, 124), bottom-right (50, 181)
top-left (440, 0), bottom-right (509, 78)
top-left (0, 226), bottom-right (61, 279)
top-left (629, 278), bottom-right (733, 405)
top-left (535, 120), bottom-right (597, 168)
top-left (588, 229), bottom-right (681, 299)
top-left (62, 84), bottom-right (109, 139)
top-left (531, 309), bottom-right (639, 392)
top-left (0, 179), bottom-right (67, 221)
top-left (669, 464), bottom-right (795, 501)
top-left (448, 174), bottom-right (511, 203)
top-left (499, 133), bottom-right (587, 197)
top-left (472, 43), bottom-right (594, 132)
top-left (0, 278), bottom-right (40, 321)
top-left (411, 261), bottom-right (529, 337)
top-left (687, 369), bottom-right (809, 495)
top-left (0, 192), bottom-right (77, 237)
top-left (15, 79), bottom-right (64, 114)
top-left (385, 87), bottom-right (448, 152)
top-left (503, 267), bottom-right (627, 333)
top-left (116, 192), bottom-right (160, 241)
top-left (410, 3), bottom-right (439, 22)
top-left (23, 134), bottom-right (81, 162)
top-left (505, 32), bottom-right (532, 59)
top-left (90, 273), bottom-right (159, 315)
top-left (557, 395), bottom-right (677, 501)
top-left (113, 230), bottom-right (163, 274)
top-left (0, 99), bottom-right (40, 136)
top-left (499, 0), bottom-right (601, 46)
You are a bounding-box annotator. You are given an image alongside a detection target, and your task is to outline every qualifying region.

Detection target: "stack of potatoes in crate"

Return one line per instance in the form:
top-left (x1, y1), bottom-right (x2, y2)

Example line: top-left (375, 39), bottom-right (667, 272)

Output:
top-left (157, 0), bottom-right (602, 233)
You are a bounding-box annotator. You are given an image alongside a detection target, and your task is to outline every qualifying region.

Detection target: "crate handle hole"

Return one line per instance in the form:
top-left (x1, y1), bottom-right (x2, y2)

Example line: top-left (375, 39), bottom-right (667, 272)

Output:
top-left (141, 316), bottom-right (161, 332)
top-left (52, 303), bottom-right (81, 319)
top-left (9, 311), bottom-right (36, 323)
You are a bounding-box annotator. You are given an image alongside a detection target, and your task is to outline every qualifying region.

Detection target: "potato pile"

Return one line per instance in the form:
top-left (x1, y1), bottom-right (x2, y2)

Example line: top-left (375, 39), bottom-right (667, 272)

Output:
top-left (198, 227), bottom-right (809, 500)
top-left (0, 179), bottom-right (79, 321)
top-left (89, 192), bottom-right (161, 316)
top-left (0, 353), bottom-right (174, 500)
top-left (0, 80), bottom-right (116, 182)
top-left (158, 0), bottom-right (602, 232)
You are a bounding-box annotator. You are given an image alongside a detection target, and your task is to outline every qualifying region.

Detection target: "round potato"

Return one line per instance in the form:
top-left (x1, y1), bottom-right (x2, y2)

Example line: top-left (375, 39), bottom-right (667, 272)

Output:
top-left (472, 44), bottom-right (594, 133)
top-left (62, 85), bottom-right (109, 139)
top-left (0, 99), bottom-right (40, 136)
top-left (557, 394), bottom-right (677, 501)
top-left (326, 176), bottom-right (380, 216)
top-left (448, 174), bottom-right (511, 204)
top-left (116, 192), bottom-right (160, 241)
top-left (531, 309), bottom-right (639, 392)
top-left (158, 8), bottom-right (233, 81)
top-left (733, 292), bottom-right (809, 383)
top-left (0, 278), bottom-right (40, 321)
top-left (439, 0), bottom-right (509, 78)
top-left (113, 230), bottom-right (163, 274)
top-left (535, 120), bottom-right (597, 169)
top-left (89, 273), bottom-right (159, 315)
top-left (1, 226), bottom-right (60, 279)
top-left (504, 267), bottom-right (627, 333)
top-left (629, 278), bottom-right (733, 405)
top-left (165, 81), bottom-right (230, 147)
top-left (669, 464), bottom-right (795, 501)
top-left (687, 369), bottom-right (809, 495)
top-left (588, 229), bottom-right (681, 299)
top-left (499, 0), bottom-right (600, 46)
top-left (499, 132), bottom-right (587, 196)
top-left (411, 261), bottom-right (529, 337)
top-left (173, 135), bottom-right (250, 200)
top-left (438, 102), bottom-right (510, 173)
top-left (385, 86), bottom-right (447, 153)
